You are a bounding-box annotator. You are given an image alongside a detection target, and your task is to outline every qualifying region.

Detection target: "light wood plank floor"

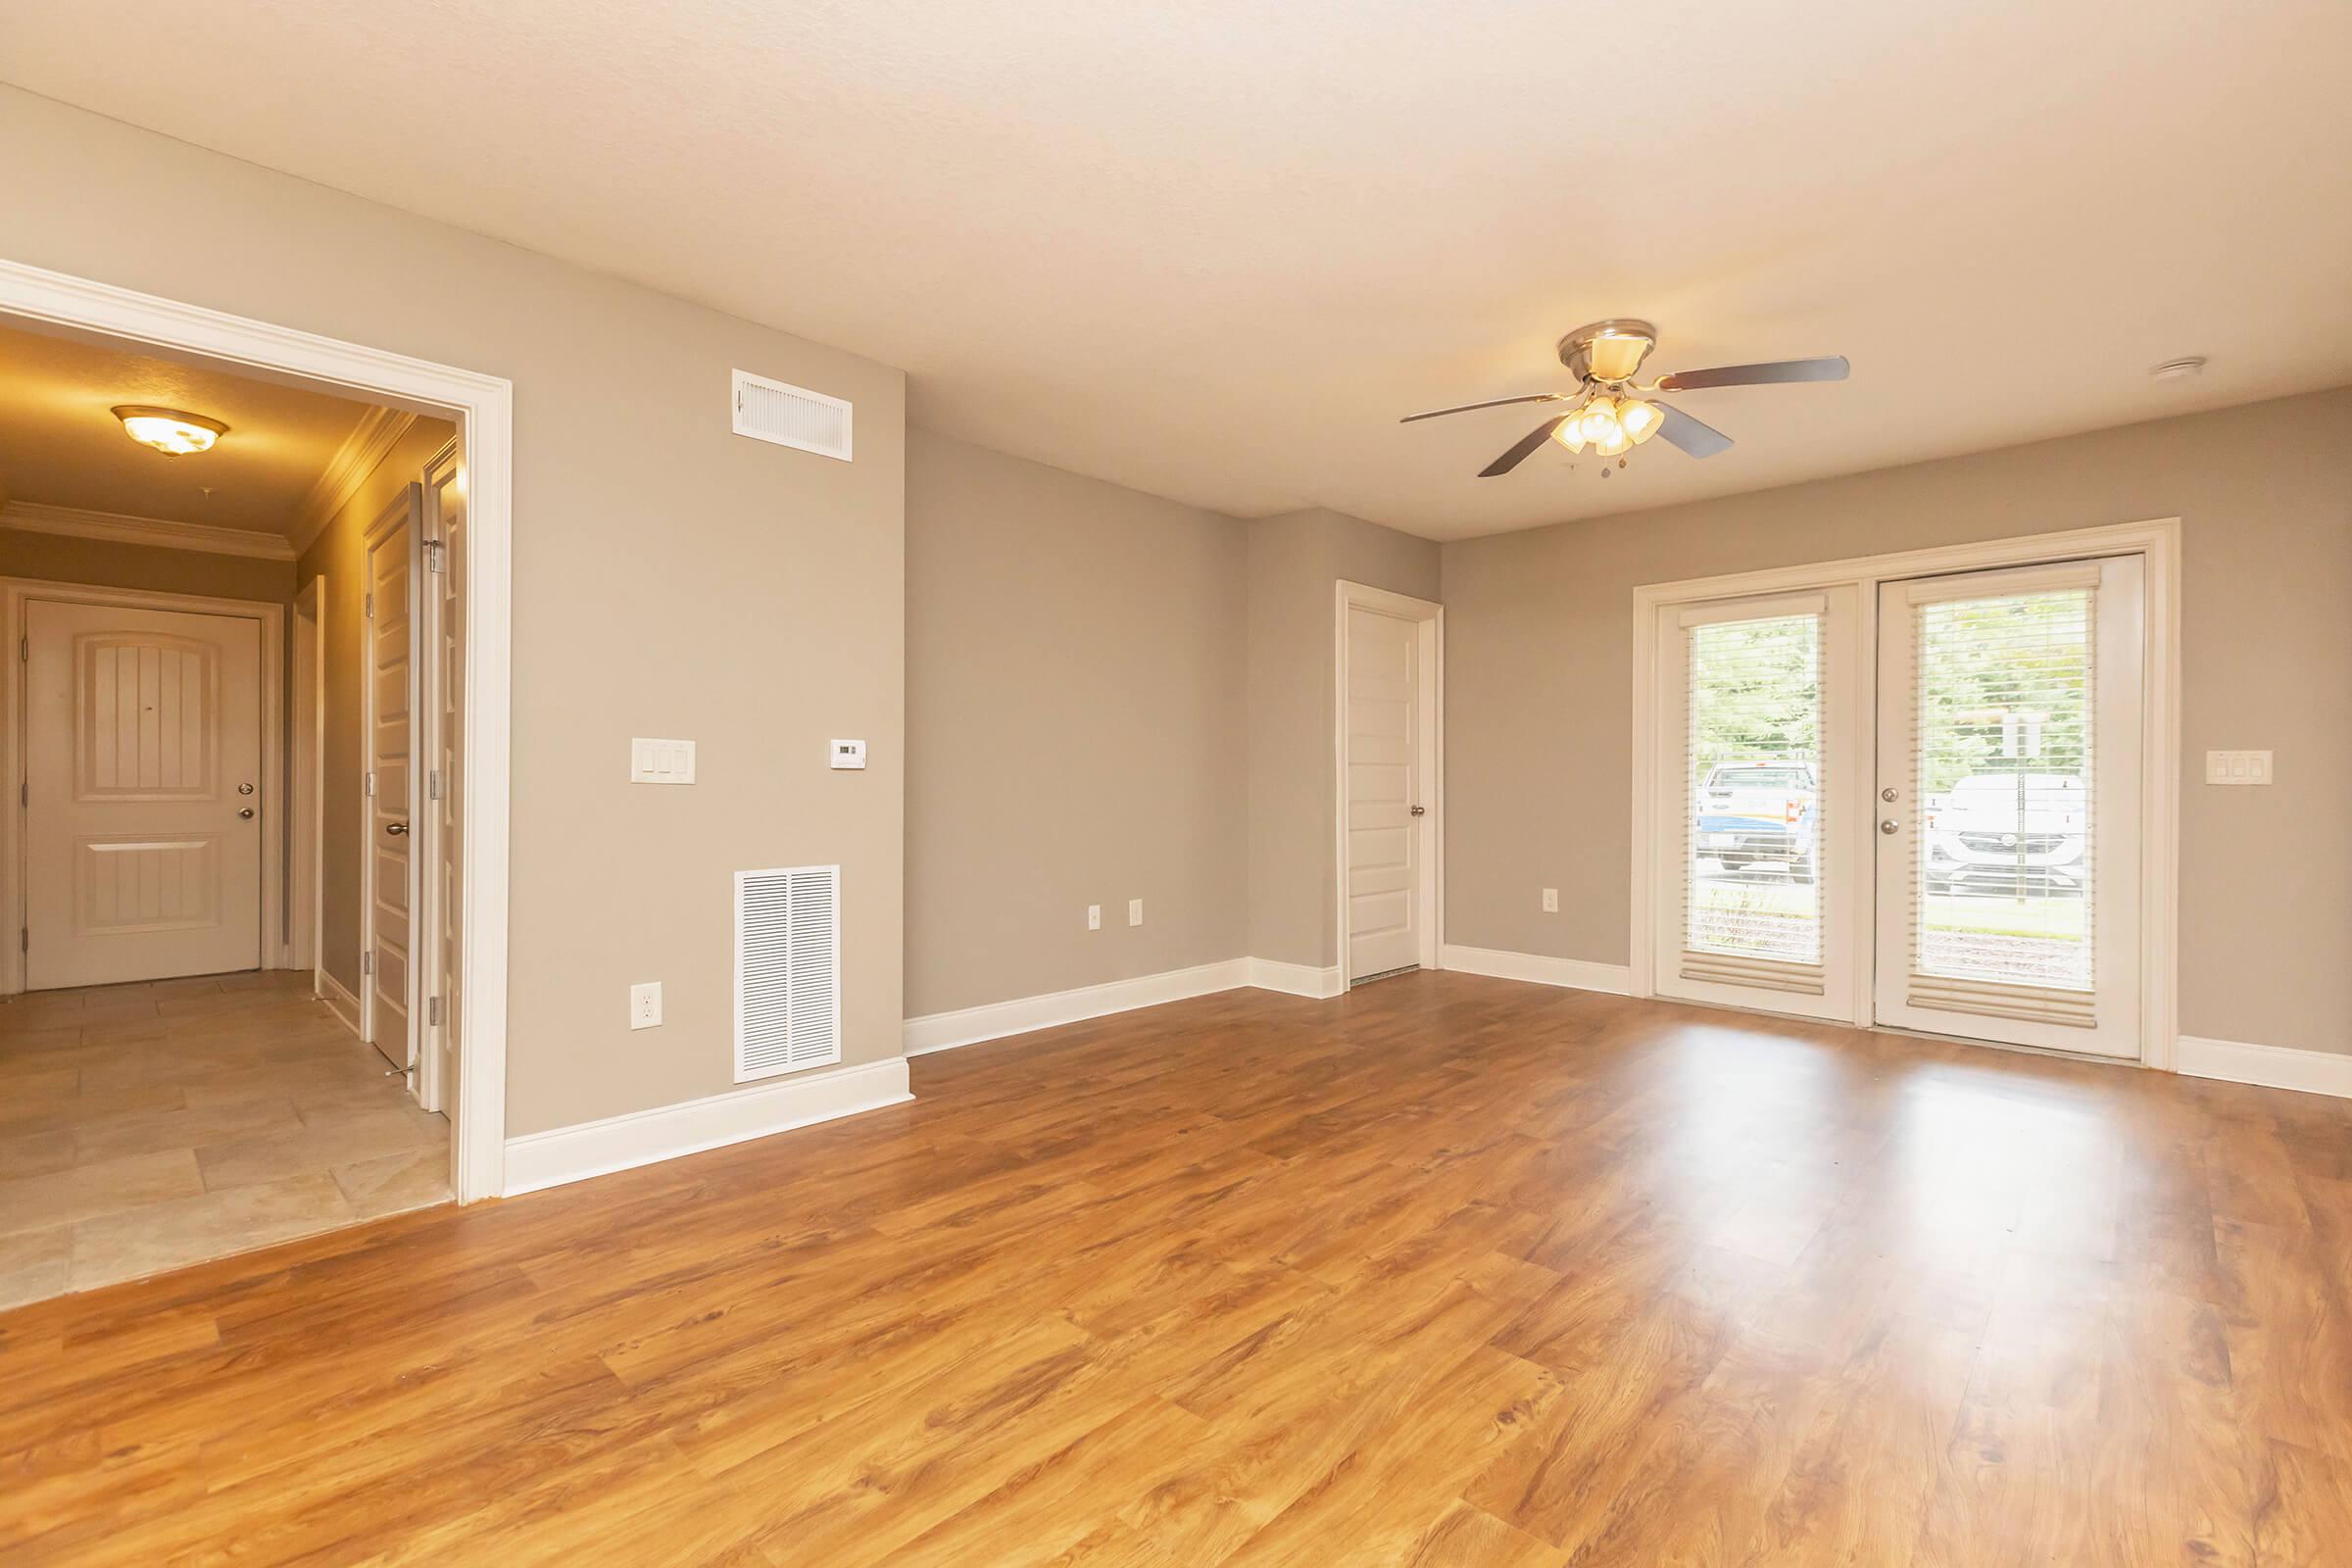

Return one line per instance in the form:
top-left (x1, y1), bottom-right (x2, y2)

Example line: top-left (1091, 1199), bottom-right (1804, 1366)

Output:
top-left (4, 971), bottom-right (2348, 1564)
top-left (0, 972), bottom-right (450, 1310)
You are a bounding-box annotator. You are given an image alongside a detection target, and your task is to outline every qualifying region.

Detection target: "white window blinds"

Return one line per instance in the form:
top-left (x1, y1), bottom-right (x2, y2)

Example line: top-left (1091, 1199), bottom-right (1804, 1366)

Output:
top-left (1906, 583), bottom-right (2096, 1022)
top-left (1680, 608), bottom-right (1827, 994)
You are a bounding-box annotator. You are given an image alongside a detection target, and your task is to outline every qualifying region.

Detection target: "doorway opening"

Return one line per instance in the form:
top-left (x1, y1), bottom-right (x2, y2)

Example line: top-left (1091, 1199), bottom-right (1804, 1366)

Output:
top-left (0, 261), bottom-right (510, 1307)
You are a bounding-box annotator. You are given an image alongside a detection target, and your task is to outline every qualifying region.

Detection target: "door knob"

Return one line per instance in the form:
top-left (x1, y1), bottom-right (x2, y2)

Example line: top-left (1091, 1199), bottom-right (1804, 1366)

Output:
top-left (1879, 818), bottom-right (1899, 835)
top-left (238, 808), bottom-right (255, 819)
top-left (1410, 805), bottom-right (1427, 817)
top-left (385, 822), bottom-right (409, 837)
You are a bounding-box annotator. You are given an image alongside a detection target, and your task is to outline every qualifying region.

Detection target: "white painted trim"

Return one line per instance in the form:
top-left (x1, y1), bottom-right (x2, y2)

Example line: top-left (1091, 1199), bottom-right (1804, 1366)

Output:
top-left (1627, 517), bottom-right (2181, 1071)
top-left (1441, 944), bottom-right (1633, 995)
top-left (1335, 580), bottom-right (1445, 992)
top-left (3, 576), bottom-right (286, 993)
top-left (1, 500), bottom-right (296, 561)
top-left (2179, 1036), bottom-right (2352, 1101)
top-left (289, 577), bottom-right (324, 977)
top-left (1244, 957), bottom-right (1348, 999)
top-left (905, 958), bottom-right (1250, 1054)
top-left (317, 965), bottom-right (363, 1037)
top-left (0, 255), bottom-right (515, 1203)
top-left (291, 406), bottom-right (419, 555)
top-left (502, 1057), bottom-right (912, 1197)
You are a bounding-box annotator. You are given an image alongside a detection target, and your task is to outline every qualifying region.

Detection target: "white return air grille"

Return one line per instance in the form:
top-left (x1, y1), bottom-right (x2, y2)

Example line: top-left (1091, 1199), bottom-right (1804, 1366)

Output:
top-left (734, 864), bottom-right (842, 1081)
top-left (732, 369), bottom-right (853, 462)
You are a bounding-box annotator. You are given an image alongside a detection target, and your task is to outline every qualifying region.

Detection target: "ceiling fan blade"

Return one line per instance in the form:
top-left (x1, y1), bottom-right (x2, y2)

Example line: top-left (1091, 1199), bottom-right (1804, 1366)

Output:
top-left (1400, 392), bottom-right (1570, 424)
top-left (1478, 416), bottom-right (1571, 477)
top-left (1654, 356), bottom-right (1849, 393)
top-left (1653, 401), bottom-right (1734, 459)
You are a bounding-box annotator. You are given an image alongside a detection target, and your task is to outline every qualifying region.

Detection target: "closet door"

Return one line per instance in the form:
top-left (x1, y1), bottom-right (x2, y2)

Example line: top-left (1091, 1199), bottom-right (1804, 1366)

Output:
top-left (1873, 559), bottom-right (2143, 1056)
top-left (1652, 587), bottom-right (1859, 1021)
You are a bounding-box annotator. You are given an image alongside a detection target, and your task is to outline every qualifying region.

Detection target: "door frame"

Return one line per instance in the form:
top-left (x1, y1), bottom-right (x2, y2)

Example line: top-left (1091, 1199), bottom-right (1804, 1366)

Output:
top-left (0, 256), bottom-right (514, 1200)
top-left (1334, 580), bottom-right (1445, 991)
top-left (2, 577), bottom-right (287, 992)
top-left (290, 575), bottom-right (325, 982)
top-left (1628, 516), bottom-right (2181, 1069)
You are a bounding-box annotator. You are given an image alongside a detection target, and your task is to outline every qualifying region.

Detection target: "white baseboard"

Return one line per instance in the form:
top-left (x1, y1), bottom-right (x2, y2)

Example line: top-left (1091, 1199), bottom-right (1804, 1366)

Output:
top-left (316, 967), bottom-right (363, 1036)
top-left (2178, 1035), bottom-right (2352, 1100)
top-left (503, 1056), bottom-right (912, 1197)
top-left (1441, 944), bottom-right (1633, 995)
top-left (1244, 957), bottom-right (1347, 999)
top-left (906, 958), bottom-right (1251, 1055)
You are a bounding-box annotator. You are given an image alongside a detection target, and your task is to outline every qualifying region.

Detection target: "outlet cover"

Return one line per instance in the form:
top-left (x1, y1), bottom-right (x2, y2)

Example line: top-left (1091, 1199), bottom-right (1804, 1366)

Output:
top-left (629, 981), bottom-right (663, 1030)
top-left (1542, 888), bottom-right (1559, 913)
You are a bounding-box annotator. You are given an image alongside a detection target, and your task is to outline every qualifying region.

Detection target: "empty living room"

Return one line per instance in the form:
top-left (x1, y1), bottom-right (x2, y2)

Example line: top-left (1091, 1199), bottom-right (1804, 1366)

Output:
top-left (3, 4), bottom-right (2349, 1563)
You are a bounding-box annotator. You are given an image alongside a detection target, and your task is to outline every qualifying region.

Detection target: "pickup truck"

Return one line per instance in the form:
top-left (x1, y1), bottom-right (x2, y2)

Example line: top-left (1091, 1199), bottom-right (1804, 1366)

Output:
top-left (1925, 773), bottom-right (2087, 893)
top-left (1693, 761), bottom-right (1817, 881)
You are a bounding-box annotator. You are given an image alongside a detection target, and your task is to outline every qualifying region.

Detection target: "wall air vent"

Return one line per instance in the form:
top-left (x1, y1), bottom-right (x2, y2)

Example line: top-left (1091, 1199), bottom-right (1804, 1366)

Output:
top-left (734, 864), bottom-right (843, 1081)
top-left (732, 370), bottom-right (853, 462)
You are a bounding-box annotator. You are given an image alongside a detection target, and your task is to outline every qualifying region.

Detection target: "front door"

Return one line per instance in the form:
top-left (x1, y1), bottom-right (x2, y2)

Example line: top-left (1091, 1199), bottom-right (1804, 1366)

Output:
top-left (1872, 558), bottom-right (2144, 1056)
top-left (24, 598), bottom-right (265, 989)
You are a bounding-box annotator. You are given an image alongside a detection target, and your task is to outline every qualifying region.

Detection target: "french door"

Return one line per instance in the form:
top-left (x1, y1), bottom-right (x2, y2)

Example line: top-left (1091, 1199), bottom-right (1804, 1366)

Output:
top-left (1649, 553), bottom-right (2147, 1058)
top-left (1873, 559), bottom-right (2142, 1056)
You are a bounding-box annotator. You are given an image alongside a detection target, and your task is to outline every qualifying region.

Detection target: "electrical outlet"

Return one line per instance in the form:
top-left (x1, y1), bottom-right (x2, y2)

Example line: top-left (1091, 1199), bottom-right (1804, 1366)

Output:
top-left (629, 981), bottom-right (662, 1030)
top-left (1542, 887), bottom-right (1559, 913)
top-left (1128, 899), bottom-right (1144, 927)
top-left (1087, 905), bottom-right (1102, 931)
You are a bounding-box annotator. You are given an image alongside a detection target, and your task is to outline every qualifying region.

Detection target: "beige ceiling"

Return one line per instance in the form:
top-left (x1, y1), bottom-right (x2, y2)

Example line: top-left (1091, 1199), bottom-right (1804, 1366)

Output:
top-left (0, 318), bottom-right (376, 539)
top-left (5, 3), bottom-right (2347, 541)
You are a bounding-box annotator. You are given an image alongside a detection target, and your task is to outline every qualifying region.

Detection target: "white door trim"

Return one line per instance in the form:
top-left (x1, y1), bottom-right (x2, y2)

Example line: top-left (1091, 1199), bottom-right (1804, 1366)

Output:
top-left (0, 256), bottom-right (514, 1201)
top-left (3, 577), bottom-right (286, 992)
top-left (290, 575), bottom-right (325, 982)
top-left (1334, 580), bottom-right (1445, 990)
top-left (1629, 516), bottom-right (2180, 1070)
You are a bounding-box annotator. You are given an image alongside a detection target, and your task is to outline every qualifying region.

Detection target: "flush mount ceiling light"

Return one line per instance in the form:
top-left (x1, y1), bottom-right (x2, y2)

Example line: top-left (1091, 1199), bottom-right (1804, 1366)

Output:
top-left (1399, 319), bottom-right (1849, 479)
top-left (2149, 356), bottom-right (2207, 382)
top-left (112, 405), bottom-right (228, 456)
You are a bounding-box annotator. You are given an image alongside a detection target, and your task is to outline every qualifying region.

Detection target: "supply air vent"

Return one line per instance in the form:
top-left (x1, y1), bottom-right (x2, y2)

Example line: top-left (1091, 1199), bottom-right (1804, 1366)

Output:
top-left (732, 370), bottom-right (853, 461)
top-left (734, 864), bottom-right (843, 1081)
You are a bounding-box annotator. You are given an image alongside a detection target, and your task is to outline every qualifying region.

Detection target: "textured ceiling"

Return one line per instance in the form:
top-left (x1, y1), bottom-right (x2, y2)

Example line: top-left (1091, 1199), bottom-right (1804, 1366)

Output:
top-left (0, 319), bottom-right (375, 537)
top-left (5, 1), bottom-right (2347, 539)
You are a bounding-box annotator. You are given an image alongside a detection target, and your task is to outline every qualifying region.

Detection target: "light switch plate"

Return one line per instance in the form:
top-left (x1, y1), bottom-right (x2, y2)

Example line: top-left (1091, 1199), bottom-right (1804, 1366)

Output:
top-left (2205, 750), bottom-right (2273, 785)
top-left (630, 738), bottom-right (696, 784)
top-left (629, 981), bottom-right (662, 1030)
top-left (1128, 899), bottom-right (1144, 927)
top-left (829, 738), bottom-right (867, 770)
top-left (1087, 905), bottom-right (1102, 931)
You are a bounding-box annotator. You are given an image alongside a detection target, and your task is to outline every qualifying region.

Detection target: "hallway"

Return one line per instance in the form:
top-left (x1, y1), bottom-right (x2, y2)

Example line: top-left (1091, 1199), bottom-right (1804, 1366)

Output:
top-left (0, 971), bottom-right (449, 1308)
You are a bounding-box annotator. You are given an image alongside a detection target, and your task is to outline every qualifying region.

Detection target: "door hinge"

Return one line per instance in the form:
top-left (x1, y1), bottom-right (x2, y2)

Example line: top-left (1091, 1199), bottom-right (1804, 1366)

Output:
top-left (365, 771), bottom-right (376, 798)
top-left (423, 538), bottom-right (445, 573)
top-left (365, 591), bottom-right (375, 619)
top-left (427, 995), bottom-right (442, 1026)
top-left (363, 951), bottom-right (373, 977)
top-left (18, 636), bottom-right (25, 662)
top-left (19, 928), bottom-right (25, 954)
top-left (428, 769), bottom-right (442, 801)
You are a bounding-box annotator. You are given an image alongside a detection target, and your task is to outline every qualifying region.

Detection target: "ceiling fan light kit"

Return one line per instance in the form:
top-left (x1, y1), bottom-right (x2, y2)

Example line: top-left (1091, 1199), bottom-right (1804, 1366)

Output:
top-left (1401, 318), bottom-right (1848, 480)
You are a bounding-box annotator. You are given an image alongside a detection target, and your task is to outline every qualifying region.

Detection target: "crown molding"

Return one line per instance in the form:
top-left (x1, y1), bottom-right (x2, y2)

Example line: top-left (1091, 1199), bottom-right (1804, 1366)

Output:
top-left (0, 500), bottom-right (295, 561)
top-left (291, 405), bottom-right (418, 555)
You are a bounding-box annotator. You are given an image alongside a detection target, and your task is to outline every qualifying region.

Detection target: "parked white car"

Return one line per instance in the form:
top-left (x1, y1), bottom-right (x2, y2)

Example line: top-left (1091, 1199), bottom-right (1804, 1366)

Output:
top-left (1925, 773), bottom-right (2087, 893)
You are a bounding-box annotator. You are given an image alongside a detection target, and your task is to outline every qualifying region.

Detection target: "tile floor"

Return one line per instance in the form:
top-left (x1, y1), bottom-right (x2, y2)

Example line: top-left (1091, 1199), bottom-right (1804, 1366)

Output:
top-left (0, 970), bottom-right (450, 1309)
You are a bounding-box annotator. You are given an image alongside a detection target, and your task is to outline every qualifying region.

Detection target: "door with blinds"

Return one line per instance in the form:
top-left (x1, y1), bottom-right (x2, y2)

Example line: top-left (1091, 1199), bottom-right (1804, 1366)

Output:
top-left (1652, 589), bottom-right (1859, 1021)
top-left (1872, 559), bottom-right (2143, 1056)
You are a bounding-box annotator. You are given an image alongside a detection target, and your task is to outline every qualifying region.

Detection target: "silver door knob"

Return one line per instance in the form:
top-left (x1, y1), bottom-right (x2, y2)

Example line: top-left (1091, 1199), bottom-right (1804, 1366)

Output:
top-left (1880, 786), bottom-right (1899, 803)
top-left (238, 808), bottom-right (255, 819)
top-left (1879, 818), bottom-right (1899, 835)
top-left (1409, 805), bottom-right (1427, 816)
top-left (385, 822), bottom-right (409, 837)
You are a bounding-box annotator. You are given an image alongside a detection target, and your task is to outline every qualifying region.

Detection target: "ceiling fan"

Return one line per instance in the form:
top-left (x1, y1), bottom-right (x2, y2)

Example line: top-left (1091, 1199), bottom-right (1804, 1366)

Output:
top-left (1401, 320), bottom-right (1848, 478)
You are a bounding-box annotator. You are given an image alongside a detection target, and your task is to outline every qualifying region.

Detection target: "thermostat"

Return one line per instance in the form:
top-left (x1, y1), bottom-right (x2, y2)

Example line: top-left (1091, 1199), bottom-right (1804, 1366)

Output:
top-left (829, 739), bottom-right (867, 770)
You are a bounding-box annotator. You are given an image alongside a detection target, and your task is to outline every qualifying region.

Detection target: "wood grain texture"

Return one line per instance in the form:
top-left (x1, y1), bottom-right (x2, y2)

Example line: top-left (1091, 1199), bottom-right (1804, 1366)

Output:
top-left (4, 971), bottom-right (2349, 1564)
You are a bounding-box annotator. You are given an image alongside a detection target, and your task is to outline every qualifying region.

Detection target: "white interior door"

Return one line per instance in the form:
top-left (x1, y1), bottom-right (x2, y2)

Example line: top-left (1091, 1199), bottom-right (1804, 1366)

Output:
top-left (418, 447), bottom-right (465, 1117)
top-left (363, 486), bottom-right (421, 1077)
top-left (1345, 605), bottom-right (1428, 981)
top-left (1873, 558), bottom-right (2143, 1056)
top-left (23, 600), bottom-right (264, 989)
top-left (1652, 589), bottom-right (1860, 1021)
